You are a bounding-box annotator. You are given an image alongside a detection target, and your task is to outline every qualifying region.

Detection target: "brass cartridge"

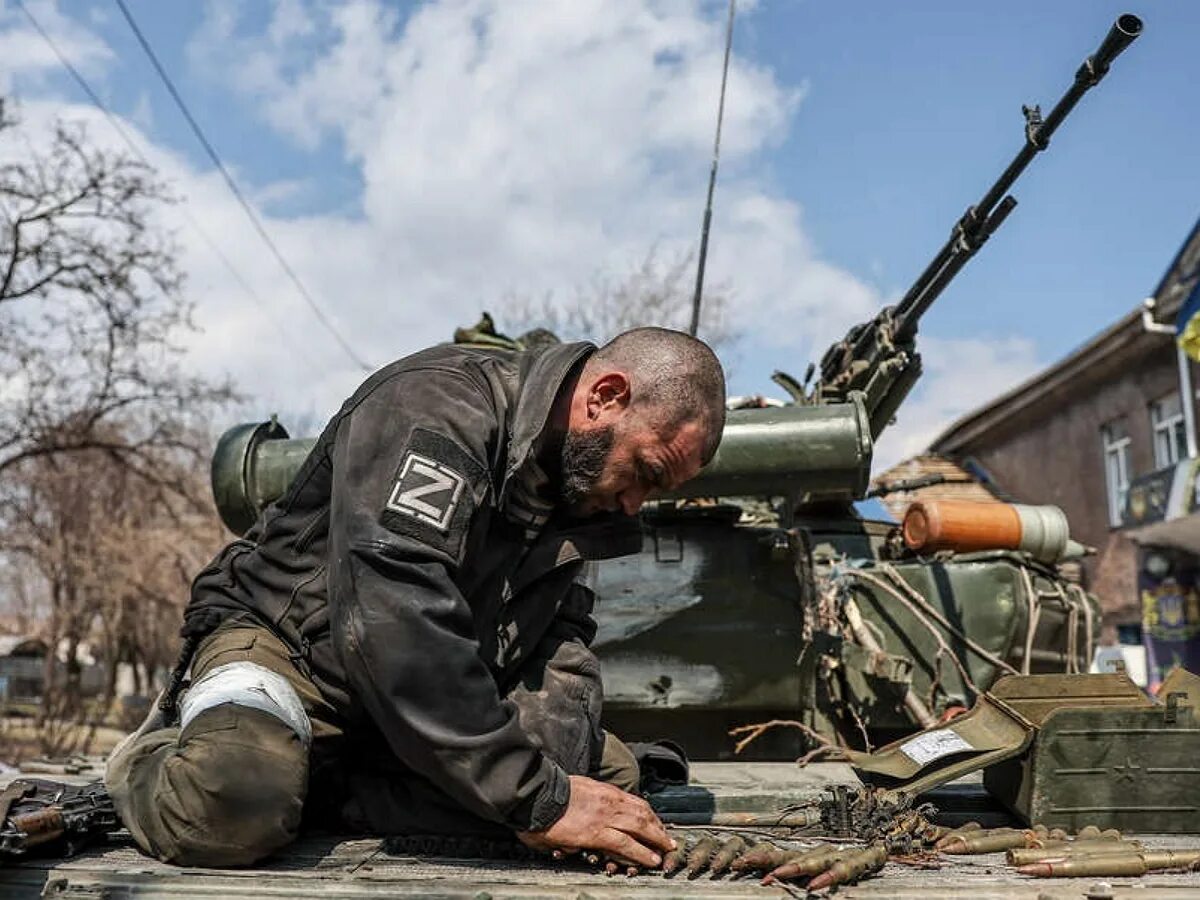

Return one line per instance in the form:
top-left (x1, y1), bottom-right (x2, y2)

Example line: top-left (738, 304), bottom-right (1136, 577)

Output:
top-left (807, 844), bottom-right (888, 891)
top-left (933, 822), bottom-right (984, 850)
top-left (1007, 840), bottom-right (1143, 866)
top-left (766, 845), bottom-right (844, 881)
top-left (684, 834), bottom-right (717, 878)
top-left (708, 836), bottom-right (745, 876)
top-left (1017, 854), bottom-right (1148, 878)
top-left (1140, 849), bottom-right (1200, 870)
top-left (941, 828), bottom-right (1031, 855)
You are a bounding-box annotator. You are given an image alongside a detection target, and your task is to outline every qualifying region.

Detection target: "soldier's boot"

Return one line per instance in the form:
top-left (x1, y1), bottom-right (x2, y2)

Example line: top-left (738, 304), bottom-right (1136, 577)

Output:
top-left (0, 778), bottom-right (120, 859)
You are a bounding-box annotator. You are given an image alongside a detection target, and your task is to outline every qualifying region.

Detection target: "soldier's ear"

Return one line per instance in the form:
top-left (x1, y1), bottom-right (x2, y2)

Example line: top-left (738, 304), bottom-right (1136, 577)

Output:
top-left (587, 371), bottom-right (631, 419)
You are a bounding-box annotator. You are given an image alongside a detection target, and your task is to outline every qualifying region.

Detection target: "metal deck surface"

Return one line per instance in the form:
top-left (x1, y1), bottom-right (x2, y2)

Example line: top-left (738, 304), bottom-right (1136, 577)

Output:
top-left (3, 762), bottom-right (1199, 899)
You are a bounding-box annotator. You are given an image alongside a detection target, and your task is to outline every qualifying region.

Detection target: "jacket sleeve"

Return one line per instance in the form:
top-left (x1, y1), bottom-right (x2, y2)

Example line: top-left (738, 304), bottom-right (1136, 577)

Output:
top-left (507, 576), bottom-right (606, 776)
top-left (326, 368), bottom-right (570, 831)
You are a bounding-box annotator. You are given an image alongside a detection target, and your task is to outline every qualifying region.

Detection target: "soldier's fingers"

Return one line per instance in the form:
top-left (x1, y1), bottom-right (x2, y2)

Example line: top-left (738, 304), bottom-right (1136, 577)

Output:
top-left (609, 810), bottom-right (674, 853)
top-left (598, 829), bottom-right (663, 869)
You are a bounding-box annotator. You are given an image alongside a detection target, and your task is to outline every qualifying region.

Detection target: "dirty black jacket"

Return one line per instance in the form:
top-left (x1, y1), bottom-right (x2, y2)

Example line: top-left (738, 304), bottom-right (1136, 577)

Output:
top-left (185, 342), bottom-right (641, 832)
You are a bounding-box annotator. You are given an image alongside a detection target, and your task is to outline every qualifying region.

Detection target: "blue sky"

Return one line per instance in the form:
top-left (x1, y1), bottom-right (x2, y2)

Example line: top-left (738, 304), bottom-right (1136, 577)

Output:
top-left (2, 1), bottom-right (1197, 468)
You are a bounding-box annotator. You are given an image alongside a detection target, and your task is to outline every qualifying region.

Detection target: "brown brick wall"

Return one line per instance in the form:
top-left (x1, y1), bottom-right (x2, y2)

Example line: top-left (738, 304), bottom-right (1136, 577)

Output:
top-left (954, 345), bottom-right (1190, 628)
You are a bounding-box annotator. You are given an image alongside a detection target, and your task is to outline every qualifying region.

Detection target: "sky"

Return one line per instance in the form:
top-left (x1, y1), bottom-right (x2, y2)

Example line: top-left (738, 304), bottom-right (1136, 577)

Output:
top-left (1, 0), bottom-right (1197, 472)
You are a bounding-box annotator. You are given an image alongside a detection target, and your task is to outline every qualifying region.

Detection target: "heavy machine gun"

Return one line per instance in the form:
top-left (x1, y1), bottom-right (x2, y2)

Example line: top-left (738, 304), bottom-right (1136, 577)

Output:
top-left (811, 14), bottom-right (1142, 441)
top-left (207, 15), bottom-right (1141, 759)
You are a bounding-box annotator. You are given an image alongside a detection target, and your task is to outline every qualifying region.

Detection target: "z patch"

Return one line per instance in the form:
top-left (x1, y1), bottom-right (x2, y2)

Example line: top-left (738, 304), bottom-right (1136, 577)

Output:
top-left (379, 428), bottom-right (485, 559)
top-left (386, 453), bottom-right (465, 532)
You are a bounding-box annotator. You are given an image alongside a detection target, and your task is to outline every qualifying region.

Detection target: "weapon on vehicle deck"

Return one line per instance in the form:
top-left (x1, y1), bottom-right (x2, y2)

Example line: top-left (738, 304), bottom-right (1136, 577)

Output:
top-left (812, 14), bottom-right (1142, 440)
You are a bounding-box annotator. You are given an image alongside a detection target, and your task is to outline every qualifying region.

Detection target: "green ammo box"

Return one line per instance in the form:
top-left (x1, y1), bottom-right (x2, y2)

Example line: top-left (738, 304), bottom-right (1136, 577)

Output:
top-left (984, 668), bottom-right (1200, 833)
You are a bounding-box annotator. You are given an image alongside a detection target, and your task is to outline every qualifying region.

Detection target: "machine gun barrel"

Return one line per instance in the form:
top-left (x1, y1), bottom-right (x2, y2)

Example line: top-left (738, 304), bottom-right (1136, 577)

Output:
top-left (890, 13), bottom-right (1141, 343)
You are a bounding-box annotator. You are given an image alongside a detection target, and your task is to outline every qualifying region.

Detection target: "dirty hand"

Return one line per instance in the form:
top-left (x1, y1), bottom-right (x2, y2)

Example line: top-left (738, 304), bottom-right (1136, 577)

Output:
top-left (516, 775), bottom-right (675, 868)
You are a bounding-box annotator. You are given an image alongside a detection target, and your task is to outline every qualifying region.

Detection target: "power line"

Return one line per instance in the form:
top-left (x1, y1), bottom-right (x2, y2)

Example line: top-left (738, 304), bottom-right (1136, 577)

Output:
top-left (14, 0), bottom-right (297, 351)
top-left (112, 0), bottom-right (371, 371)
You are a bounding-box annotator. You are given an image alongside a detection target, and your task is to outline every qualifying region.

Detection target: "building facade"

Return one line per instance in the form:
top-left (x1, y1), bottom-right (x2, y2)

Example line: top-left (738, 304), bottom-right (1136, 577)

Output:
top-left (924, 220), bottom-right (1200, 647)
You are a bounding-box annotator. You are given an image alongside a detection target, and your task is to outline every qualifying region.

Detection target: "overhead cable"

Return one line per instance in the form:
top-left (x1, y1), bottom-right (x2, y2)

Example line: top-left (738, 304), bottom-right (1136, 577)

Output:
top-left (15, 0), bottom-right (297, 351)
top-left (112, 0), bottom-right (371, 371)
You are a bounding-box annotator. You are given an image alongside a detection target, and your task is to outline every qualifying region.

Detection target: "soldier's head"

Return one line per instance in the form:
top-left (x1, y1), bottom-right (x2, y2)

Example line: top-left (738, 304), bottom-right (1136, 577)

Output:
top-left (561, 327), bottom-right (725, 516)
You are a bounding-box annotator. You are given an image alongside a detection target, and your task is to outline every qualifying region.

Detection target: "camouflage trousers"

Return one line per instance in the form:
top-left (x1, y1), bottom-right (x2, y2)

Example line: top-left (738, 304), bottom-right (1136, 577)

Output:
top-left (105, 623), bottom-right (639, 867)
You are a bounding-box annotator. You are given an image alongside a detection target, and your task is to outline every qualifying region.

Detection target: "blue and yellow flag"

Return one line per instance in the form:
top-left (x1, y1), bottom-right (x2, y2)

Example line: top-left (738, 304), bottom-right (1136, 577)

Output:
top-left (1176, 275), bottom-right (1200, 362)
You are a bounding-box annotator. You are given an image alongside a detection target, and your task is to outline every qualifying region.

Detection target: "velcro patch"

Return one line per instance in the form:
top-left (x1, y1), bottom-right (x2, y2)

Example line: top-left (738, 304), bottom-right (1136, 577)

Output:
top-left (379, 428), bottom-right (486, 560)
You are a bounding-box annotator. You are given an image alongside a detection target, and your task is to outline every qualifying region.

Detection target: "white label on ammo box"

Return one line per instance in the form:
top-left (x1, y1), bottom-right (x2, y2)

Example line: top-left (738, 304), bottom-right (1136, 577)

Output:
top-left (898, 729), bottom-right (974, 766)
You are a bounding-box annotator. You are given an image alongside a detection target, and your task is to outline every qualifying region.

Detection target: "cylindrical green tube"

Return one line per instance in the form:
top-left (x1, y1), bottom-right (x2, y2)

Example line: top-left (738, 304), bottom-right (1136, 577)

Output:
top-left (211, 397), bottom-right (874, 534)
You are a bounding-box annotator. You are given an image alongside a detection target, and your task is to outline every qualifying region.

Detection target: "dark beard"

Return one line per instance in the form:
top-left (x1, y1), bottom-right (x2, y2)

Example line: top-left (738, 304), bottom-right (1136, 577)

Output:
top-left (560, 425), bottom-right (615, 509)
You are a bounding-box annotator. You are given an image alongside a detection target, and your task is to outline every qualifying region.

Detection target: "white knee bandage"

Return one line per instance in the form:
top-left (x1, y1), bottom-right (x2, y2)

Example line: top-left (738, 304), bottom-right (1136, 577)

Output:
top-left (179, 662), bottom-right (312, 746)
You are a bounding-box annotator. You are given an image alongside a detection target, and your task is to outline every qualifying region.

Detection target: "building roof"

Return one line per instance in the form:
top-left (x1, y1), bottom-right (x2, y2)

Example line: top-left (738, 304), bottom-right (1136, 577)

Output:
top-left (0, 635), bottom-right (47, 658)
top-left (930, 217), bottom-right (1200, 456)
top-left (868, 454), bottom-right (1000, 522)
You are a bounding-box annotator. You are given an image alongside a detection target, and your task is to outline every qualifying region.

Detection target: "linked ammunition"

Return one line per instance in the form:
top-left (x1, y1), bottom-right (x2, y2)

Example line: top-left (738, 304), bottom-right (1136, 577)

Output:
top-left (766, 844), bottom-right (843, 882)
top-left (933, 822), bottom-right (983, 850)
top-left (806, 843), bottom-right (888, 891)
top-left (730, 842), bottom-right (794, 872)
top-left (707, 836), bottom-right (745, 876)
top-left (684, 834), bottom-right (718, 878)
top-left (661, 837), bottom-right (690, 876)
top-left (1075, 825), bottom-right (1102, 840)
top-left (939, 828), bottom-right (1032, 855)
top-left (1047, 828), bottom-right (1068, 841)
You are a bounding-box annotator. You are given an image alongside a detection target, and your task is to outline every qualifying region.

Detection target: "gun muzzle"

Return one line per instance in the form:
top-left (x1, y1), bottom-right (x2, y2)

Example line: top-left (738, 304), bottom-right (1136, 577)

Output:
top-left (1089, 14), bottom-right (1142, 77)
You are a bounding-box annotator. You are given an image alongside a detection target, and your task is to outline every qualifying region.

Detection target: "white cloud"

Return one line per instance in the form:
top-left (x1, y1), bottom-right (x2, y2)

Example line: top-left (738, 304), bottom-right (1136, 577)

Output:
top-left (2, 0), bottom-right (1037, 451)
top-left (872, 334), bottom-right (1042, 472)
top-left (0, 0), bottom-right (112, 94)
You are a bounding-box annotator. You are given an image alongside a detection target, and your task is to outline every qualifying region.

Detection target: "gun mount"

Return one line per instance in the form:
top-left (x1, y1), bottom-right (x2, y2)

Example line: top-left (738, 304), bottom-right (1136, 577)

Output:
top-left (811, 14), bottom-right (1142, 440)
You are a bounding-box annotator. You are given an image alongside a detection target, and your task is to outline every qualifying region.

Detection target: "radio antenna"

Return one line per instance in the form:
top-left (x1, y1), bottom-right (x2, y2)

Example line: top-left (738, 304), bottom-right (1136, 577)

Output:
top-left (689, 0), bottom-right (736, 337)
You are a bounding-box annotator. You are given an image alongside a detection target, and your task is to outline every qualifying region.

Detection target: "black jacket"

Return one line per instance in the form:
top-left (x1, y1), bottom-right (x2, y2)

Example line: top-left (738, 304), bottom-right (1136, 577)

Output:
top-left (186, 342), bottom-right (641, 831)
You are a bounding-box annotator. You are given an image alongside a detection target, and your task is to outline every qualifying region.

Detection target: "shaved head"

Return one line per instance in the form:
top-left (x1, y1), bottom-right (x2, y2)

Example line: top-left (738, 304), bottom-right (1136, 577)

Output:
top-left (585, 327), bottom-right (726, 463)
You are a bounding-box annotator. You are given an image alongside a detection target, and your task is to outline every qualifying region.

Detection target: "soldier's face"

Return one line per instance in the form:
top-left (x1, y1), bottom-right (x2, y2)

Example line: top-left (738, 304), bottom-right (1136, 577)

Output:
top-left (563, 417), bottom-right (706, 517)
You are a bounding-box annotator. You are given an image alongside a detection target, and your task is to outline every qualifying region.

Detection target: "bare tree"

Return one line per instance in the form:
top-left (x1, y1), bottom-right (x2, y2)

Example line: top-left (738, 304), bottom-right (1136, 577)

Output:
top-left (0, 105), bottom-right (234, 758)
top-left (499, 246), bottom-right (739, 355)
top-left (0, 104), bottom-right (233, 485)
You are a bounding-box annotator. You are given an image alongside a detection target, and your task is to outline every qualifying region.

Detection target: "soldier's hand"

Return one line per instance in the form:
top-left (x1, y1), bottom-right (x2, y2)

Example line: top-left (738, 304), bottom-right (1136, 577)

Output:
top-left (516, 775), bottom-right (675, 868)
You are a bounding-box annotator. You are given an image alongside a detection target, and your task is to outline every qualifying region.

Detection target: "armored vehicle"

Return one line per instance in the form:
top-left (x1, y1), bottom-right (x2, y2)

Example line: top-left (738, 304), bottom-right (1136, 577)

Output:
top-left (209, 14), bottom-right (1141, 762)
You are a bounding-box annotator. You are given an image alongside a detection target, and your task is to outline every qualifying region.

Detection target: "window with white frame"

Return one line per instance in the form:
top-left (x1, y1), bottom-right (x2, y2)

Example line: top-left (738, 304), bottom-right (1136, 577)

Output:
top-left (1150, 391), bottom-right (1188, 468)
top-left (1102, 418), bottom-right (1131, 528)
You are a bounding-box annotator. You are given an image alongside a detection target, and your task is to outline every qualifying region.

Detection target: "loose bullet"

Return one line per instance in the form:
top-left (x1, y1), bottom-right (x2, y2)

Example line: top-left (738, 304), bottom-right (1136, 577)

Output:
top-left (731, 842), bottom-right (792, 872)
top-left (934, 821), bottom-right (983, 850)
top-left (941, 828), bottom-right (1032, 854)
top-left (1017, 854), bottom-right (1148, 878)
top-left (1007, 841), bottom-right (1143, 866)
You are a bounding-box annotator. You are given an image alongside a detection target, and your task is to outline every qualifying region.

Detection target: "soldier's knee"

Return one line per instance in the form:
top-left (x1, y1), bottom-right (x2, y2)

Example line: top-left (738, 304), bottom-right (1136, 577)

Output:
top-left (593, 732), bottom-right (641, 794)
top-left (109, 663), bottom-right (312, 867)
top-left (178, 705), bottom-right (309, 863)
